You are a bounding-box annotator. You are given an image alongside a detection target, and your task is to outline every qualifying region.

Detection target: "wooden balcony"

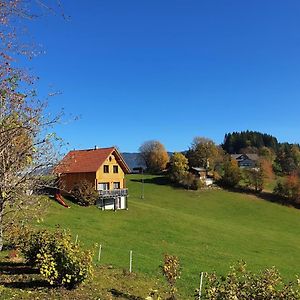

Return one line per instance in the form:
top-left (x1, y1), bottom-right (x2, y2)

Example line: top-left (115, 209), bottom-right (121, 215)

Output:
top-left (98, 188), bottom-right (128, 198)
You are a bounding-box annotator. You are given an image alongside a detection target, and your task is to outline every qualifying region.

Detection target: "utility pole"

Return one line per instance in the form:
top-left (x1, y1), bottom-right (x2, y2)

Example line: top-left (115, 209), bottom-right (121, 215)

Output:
top-left (141, 167), bottom-right (144, 199)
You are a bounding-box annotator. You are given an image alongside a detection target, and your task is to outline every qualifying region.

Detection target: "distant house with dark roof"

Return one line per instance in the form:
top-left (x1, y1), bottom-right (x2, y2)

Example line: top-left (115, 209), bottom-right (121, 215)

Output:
top-left (231, 153), bottom-right (259, 168)
top-left (189, 167), bottom-right (214, 186)
top-left (55, 147), bottom-right (131, 210)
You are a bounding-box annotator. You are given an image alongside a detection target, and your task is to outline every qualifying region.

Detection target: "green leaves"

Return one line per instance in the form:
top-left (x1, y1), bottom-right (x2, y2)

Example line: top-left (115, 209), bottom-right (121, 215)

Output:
top-left (203, 261), bottom-right (300, 300)
top-left (22, 228), bottom-right (94, 288)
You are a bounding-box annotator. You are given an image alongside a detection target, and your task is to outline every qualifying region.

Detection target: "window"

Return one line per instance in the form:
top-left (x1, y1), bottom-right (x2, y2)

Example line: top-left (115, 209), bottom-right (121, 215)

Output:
top-left (98, 182), bottom-right (110, 191)
top-left (113, 182), bottom-right (120, 189)
top-left (103, 165), bottom-right (109, 173)
top-left (113, 165), bottom-right (118, 173)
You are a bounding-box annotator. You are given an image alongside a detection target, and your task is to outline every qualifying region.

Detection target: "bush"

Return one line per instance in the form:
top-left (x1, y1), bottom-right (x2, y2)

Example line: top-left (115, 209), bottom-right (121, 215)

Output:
top-left (181, 173), bottom-right (202, 190)
top-left (22, 228), bottom-right (93, 288)
top-left (4, 223), bottom-right (32, 250)
top-left (162, 254), bottom-right (180, 300)
top-left (71, 179), bottom-right (99, 206)
top-left (200, 261), bottom-right (300, 299)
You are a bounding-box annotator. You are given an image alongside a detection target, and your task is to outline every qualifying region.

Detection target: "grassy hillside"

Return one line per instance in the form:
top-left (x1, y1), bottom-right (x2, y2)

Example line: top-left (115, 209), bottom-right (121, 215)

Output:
top-left (36, 174), bottom-right (300, 298)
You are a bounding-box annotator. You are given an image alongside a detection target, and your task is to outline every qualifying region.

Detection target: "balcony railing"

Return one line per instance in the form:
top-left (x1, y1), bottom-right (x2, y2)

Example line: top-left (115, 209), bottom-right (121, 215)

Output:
top-left (98, 188), bottom-right (128, 198)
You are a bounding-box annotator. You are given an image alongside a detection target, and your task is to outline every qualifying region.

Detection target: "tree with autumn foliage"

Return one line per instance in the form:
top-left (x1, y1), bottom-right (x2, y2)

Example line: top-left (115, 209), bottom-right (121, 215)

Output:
top-left (168, 152), bottom-right (189, 184)
top-left (139, 140), bottom-right (169, 173)
top-left (221, 158), bottom-right (242, 188)
top-left (274, 174), bottom-right (300, 203)
top-left (186, 137), bottom-right (224, 172)
top-left (0, 1), bottom-right (63, 250)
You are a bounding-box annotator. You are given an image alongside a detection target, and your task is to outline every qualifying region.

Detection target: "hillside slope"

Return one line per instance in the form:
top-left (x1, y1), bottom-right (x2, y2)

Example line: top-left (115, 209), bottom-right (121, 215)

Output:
top-left (38, 174), bottom-right (300, 298)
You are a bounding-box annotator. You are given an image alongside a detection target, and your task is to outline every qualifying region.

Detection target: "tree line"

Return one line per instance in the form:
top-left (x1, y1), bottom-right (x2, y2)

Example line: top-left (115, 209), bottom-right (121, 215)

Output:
top-left (138, 132), bottom-right (300, 202)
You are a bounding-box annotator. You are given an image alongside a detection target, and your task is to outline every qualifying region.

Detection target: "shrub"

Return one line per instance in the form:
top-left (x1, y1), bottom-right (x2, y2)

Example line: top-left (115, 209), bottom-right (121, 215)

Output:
top-left (162, 254), bottom-right (180, 300)
top-left (71, 179), bottom-right (99, 206)
top-left (200, 261), bottom-right (300, 299)
top-left (4, 223), bottom-right (32, 250)
top-left (22, 228), bottom-right (93, 288)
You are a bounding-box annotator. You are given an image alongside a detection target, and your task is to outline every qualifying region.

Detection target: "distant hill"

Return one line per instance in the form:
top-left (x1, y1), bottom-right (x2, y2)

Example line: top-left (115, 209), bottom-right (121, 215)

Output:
top-left (122, 152), bottom-right (173, 172)
top-left (122, 152), bottom-right (145, 171)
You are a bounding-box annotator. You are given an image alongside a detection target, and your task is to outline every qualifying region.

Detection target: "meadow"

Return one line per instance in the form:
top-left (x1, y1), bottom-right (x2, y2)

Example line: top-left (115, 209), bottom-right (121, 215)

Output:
top-left (32, 174), bottom-right (300, 298)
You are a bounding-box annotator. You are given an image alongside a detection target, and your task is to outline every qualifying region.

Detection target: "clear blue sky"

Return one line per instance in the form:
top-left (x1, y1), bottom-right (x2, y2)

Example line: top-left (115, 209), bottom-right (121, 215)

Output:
top-left (25, 0), bottom-right (300, 152)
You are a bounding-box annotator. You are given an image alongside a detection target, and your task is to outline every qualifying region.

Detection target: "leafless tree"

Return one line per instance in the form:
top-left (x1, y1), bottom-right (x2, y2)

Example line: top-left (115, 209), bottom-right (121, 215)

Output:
top-left (0, 0), bottom-right (64, 250)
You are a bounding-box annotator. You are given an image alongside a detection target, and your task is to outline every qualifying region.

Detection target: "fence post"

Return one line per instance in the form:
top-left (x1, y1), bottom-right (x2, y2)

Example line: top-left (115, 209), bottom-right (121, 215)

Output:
top-left (129, 250), bottom-right (133, 273)
top-left (199, 272), bottom-right (204, 300)
top-left (98, 244), bottom-right (102, 262)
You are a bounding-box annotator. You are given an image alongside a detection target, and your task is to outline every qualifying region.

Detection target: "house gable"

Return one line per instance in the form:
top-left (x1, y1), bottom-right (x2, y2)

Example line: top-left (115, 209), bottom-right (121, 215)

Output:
top-left (55, 147), bottom-right (130, 192)
top-left (55, 147), bottom-right (130, 175)
top-left (96, 152), bottom-right (126, 190)
top-left (231, 153), bottom-right (259, 168)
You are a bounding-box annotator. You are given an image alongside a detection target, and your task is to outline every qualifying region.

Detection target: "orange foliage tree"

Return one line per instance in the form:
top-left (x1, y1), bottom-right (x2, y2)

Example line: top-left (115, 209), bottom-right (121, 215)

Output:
top-left (139, 140), bottom-right (169, 173)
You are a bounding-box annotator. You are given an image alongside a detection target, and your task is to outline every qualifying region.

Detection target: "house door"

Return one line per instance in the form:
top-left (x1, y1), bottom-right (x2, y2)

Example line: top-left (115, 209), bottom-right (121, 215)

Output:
top-left (115, 197), bottom-right (121, 209)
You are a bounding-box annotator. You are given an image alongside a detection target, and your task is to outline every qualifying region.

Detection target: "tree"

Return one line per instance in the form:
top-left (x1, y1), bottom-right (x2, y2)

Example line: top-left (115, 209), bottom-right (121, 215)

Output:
top-left (0, 1), bottom-right (62, 250)
top-left (274, 174), bottom-right (300, 203)
top-left (222, 131), bottom-right (279, 154)
top-left (139, 140), bottom-right (169, 173)
top-left (243, 167), bottom-right (264, 192)
top-left (221, 158), bottom-right (241, 188)
top-left (260, 158), bottom-right (274, 183)
top-left (274, 144), bottom-right (299, 175)
top-left (186, 137), bottom-right (222, 171)
top-left (168, 152), bottom-right (189, 184)
top-left (258, 146), bottom-right (276, 162)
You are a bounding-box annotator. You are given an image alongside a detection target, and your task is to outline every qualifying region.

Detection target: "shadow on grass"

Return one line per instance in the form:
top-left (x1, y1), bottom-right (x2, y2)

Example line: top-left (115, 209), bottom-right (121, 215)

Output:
top-left (223, 186), bottom-right (300, 210)
top-left (0, 279), bottom-right (53, 289)
top-left (0, 261), bottom-right (54, 289)
top-left (109, 288), bottom-right (144, 300)
top-left (0, 261), bottom-right (39, 275)
top-left (130, 176), bottom-right (172, 186)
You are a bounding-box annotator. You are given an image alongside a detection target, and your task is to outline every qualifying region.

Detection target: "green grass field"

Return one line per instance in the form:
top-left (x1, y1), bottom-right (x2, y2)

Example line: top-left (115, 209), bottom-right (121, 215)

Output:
top-left (36, 174), bottom-right (300, 298)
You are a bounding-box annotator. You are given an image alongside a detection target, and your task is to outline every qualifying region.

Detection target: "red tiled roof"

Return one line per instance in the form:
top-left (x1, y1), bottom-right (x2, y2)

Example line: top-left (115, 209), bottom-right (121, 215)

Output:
top-left (55, 147), bottom-right (130, 174)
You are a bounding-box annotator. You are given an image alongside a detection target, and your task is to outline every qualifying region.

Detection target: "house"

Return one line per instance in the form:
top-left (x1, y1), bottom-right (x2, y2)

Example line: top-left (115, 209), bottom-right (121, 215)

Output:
top-left (55, 147), bottom-right (131, 210)
top-left (231, 153), bottom-right (259, 168)
top-left (189, 167), bottom-right (214, 186)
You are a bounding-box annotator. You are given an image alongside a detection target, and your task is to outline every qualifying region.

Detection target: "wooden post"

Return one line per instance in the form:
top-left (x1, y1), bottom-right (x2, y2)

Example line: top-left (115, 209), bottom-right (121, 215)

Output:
top-left (75, 234), bottom-right (78, 245)
top-left (129, 250), bottom-right (133, 273)
top-left (98, 244), bottom-right (102, 262)
top-left (199, 272), bottom-right (204, 300)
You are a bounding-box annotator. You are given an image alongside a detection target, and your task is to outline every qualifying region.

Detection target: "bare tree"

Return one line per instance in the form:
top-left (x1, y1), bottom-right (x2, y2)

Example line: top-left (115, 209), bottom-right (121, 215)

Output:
top-left (0, 0), bottom-right (64, 250)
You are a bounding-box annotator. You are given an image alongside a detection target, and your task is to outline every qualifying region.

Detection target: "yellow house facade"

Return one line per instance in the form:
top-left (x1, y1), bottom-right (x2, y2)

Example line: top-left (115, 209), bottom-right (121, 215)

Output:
top-left (55, 147), bottom-right (130, 210)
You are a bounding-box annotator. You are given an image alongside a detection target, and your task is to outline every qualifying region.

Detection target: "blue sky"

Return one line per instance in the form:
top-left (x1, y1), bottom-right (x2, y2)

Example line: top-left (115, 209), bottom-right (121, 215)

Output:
top-left (24, 0), bottom-right (300, 152)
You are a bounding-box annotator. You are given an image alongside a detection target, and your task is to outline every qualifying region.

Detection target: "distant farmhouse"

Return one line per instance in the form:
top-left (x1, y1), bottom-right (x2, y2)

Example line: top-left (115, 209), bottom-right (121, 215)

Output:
top-left (55, 147), bottom-right (131, 210)
top-left (231, 153), bottom-right (259, 168)
top-left (189, 167), bottom-right (214, 186)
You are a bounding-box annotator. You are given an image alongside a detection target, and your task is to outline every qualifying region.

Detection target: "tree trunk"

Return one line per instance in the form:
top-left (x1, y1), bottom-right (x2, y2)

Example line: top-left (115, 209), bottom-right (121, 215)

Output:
top-left (0, 202), bottom-right (3, 251)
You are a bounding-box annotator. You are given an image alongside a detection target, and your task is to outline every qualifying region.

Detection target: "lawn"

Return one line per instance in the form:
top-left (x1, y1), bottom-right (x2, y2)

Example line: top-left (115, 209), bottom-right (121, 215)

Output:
top-left (34, 174), bottom-right (300, 298)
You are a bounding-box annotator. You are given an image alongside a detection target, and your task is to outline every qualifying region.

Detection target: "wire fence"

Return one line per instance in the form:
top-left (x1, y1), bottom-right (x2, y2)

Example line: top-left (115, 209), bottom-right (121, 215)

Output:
top-left (75, 237), bottom-right (205, 299)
